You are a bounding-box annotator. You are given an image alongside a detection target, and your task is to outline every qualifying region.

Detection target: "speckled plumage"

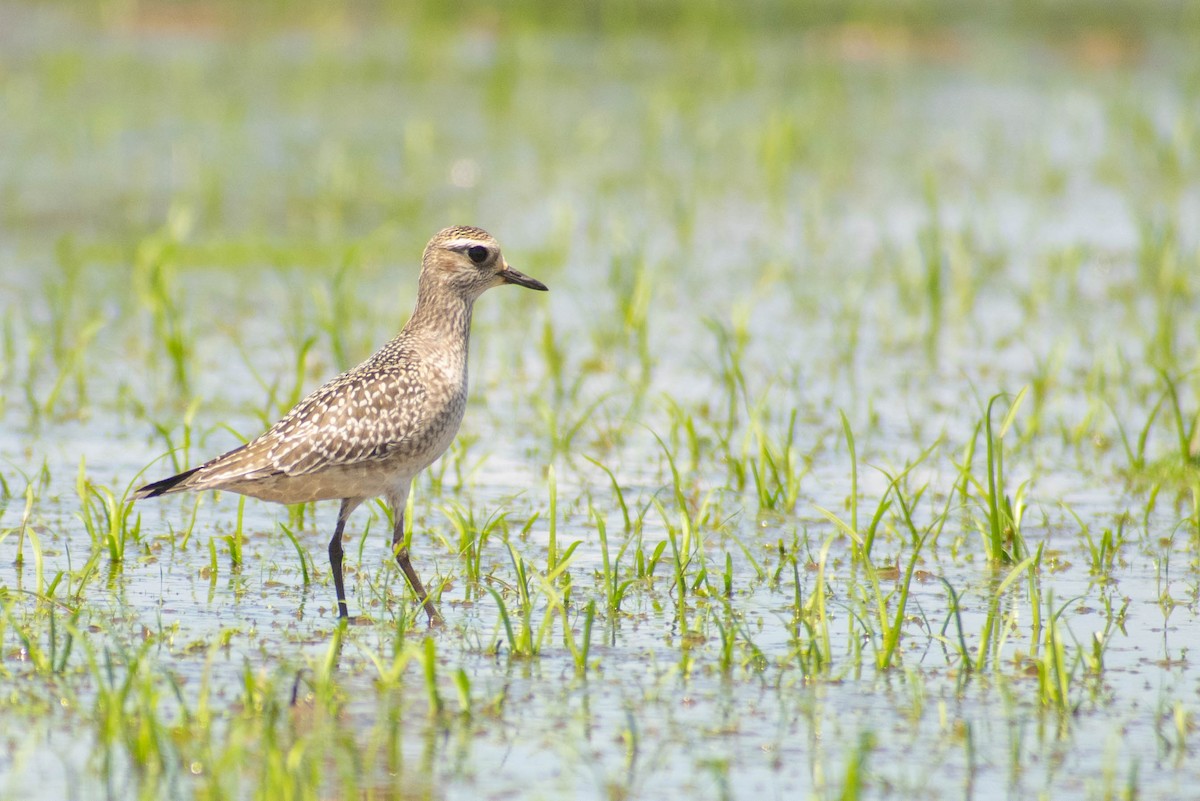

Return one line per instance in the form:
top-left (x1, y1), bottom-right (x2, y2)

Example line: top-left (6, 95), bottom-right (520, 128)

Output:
top-left (136, 226), bottom-right (549, 624)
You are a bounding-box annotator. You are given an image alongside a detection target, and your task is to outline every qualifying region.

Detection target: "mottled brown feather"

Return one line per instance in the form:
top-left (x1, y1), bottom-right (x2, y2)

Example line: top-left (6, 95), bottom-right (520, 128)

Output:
top-left (135, 225), bottom-right (546, 506)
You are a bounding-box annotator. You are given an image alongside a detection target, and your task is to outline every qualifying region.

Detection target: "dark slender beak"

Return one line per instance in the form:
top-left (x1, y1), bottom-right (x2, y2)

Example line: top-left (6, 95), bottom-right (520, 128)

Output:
top-left (500, 265), bottom-right (549, 291)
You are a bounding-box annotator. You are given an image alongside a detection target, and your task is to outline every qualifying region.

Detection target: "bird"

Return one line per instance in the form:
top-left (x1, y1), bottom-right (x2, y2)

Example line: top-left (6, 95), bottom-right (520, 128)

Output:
top-left (135, 225), bottom-right (548, 626)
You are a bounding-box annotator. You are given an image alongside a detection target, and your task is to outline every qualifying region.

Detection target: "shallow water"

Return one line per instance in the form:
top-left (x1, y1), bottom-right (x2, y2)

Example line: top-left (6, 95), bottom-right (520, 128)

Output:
top-left (3, 4), bottom-right (1200, 800)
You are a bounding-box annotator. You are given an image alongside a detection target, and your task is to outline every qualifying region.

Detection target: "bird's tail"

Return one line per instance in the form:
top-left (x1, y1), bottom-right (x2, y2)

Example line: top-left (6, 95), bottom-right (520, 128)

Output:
top-left (133, 467), bottom-right (202, 500)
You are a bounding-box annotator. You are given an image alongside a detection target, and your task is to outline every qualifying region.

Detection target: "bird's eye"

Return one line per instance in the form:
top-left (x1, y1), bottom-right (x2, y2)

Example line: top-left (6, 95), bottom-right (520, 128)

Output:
top-left (467, 245), bottom-right (489, 264)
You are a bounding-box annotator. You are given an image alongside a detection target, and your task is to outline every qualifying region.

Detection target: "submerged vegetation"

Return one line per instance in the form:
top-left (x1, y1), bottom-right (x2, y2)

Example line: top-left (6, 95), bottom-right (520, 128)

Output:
top-left (2, 1), bottom-right (1200, 799)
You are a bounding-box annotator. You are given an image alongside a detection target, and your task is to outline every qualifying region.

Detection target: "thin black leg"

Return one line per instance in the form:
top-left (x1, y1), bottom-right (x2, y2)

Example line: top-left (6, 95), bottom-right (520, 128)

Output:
top-left (392, 509), bottom-right (443, 627)
top-left (329, 499), bottom-right (353, 619)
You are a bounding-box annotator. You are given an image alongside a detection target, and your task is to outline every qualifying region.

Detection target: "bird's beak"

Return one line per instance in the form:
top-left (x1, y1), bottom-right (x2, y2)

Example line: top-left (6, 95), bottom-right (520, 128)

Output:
top-left (499, 263), bottom-right (549, 291)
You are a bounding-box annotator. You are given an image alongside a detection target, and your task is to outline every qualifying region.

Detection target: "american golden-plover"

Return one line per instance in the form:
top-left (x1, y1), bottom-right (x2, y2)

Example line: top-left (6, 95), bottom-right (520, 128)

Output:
top-left (135, 226), bottom-right (548, 625)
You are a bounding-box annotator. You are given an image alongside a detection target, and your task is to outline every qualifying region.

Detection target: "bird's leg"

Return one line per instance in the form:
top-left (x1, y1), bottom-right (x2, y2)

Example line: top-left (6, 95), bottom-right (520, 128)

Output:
top-left (392, 509), bottom-right (443, 627)
top-left (328, 499), bottom-right (354, 620)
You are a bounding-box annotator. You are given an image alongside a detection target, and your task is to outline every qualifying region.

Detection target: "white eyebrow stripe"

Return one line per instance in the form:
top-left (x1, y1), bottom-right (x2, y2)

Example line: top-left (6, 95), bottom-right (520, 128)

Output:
top-left (443, 238), bottom-right (488, 251)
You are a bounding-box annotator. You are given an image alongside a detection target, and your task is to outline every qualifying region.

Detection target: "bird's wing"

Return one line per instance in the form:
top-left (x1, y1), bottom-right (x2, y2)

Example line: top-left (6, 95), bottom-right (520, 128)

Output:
top-left (197, 362), bottom-right (428, 483)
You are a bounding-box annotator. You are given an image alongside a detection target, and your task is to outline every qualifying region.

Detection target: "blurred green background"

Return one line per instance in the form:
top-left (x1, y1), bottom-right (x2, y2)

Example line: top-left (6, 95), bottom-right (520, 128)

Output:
top-left (2, 2), bottom-right (1200, 800)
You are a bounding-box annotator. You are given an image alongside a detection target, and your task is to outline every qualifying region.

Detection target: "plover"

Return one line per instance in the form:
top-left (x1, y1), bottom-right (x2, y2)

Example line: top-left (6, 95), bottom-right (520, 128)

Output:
top-left (135, 226), bottom-right (548, 625)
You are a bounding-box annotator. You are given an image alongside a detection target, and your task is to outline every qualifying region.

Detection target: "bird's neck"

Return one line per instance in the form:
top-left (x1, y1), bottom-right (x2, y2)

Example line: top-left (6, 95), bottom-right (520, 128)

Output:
top-left (402, 286), bottom-right (475, 362)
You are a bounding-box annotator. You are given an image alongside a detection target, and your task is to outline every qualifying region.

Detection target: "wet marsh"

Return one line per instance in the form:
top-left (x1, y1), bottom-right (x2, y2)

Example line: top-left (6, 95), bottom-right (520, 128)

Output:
top-left (2, 2), bottom-right (1200, 799)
